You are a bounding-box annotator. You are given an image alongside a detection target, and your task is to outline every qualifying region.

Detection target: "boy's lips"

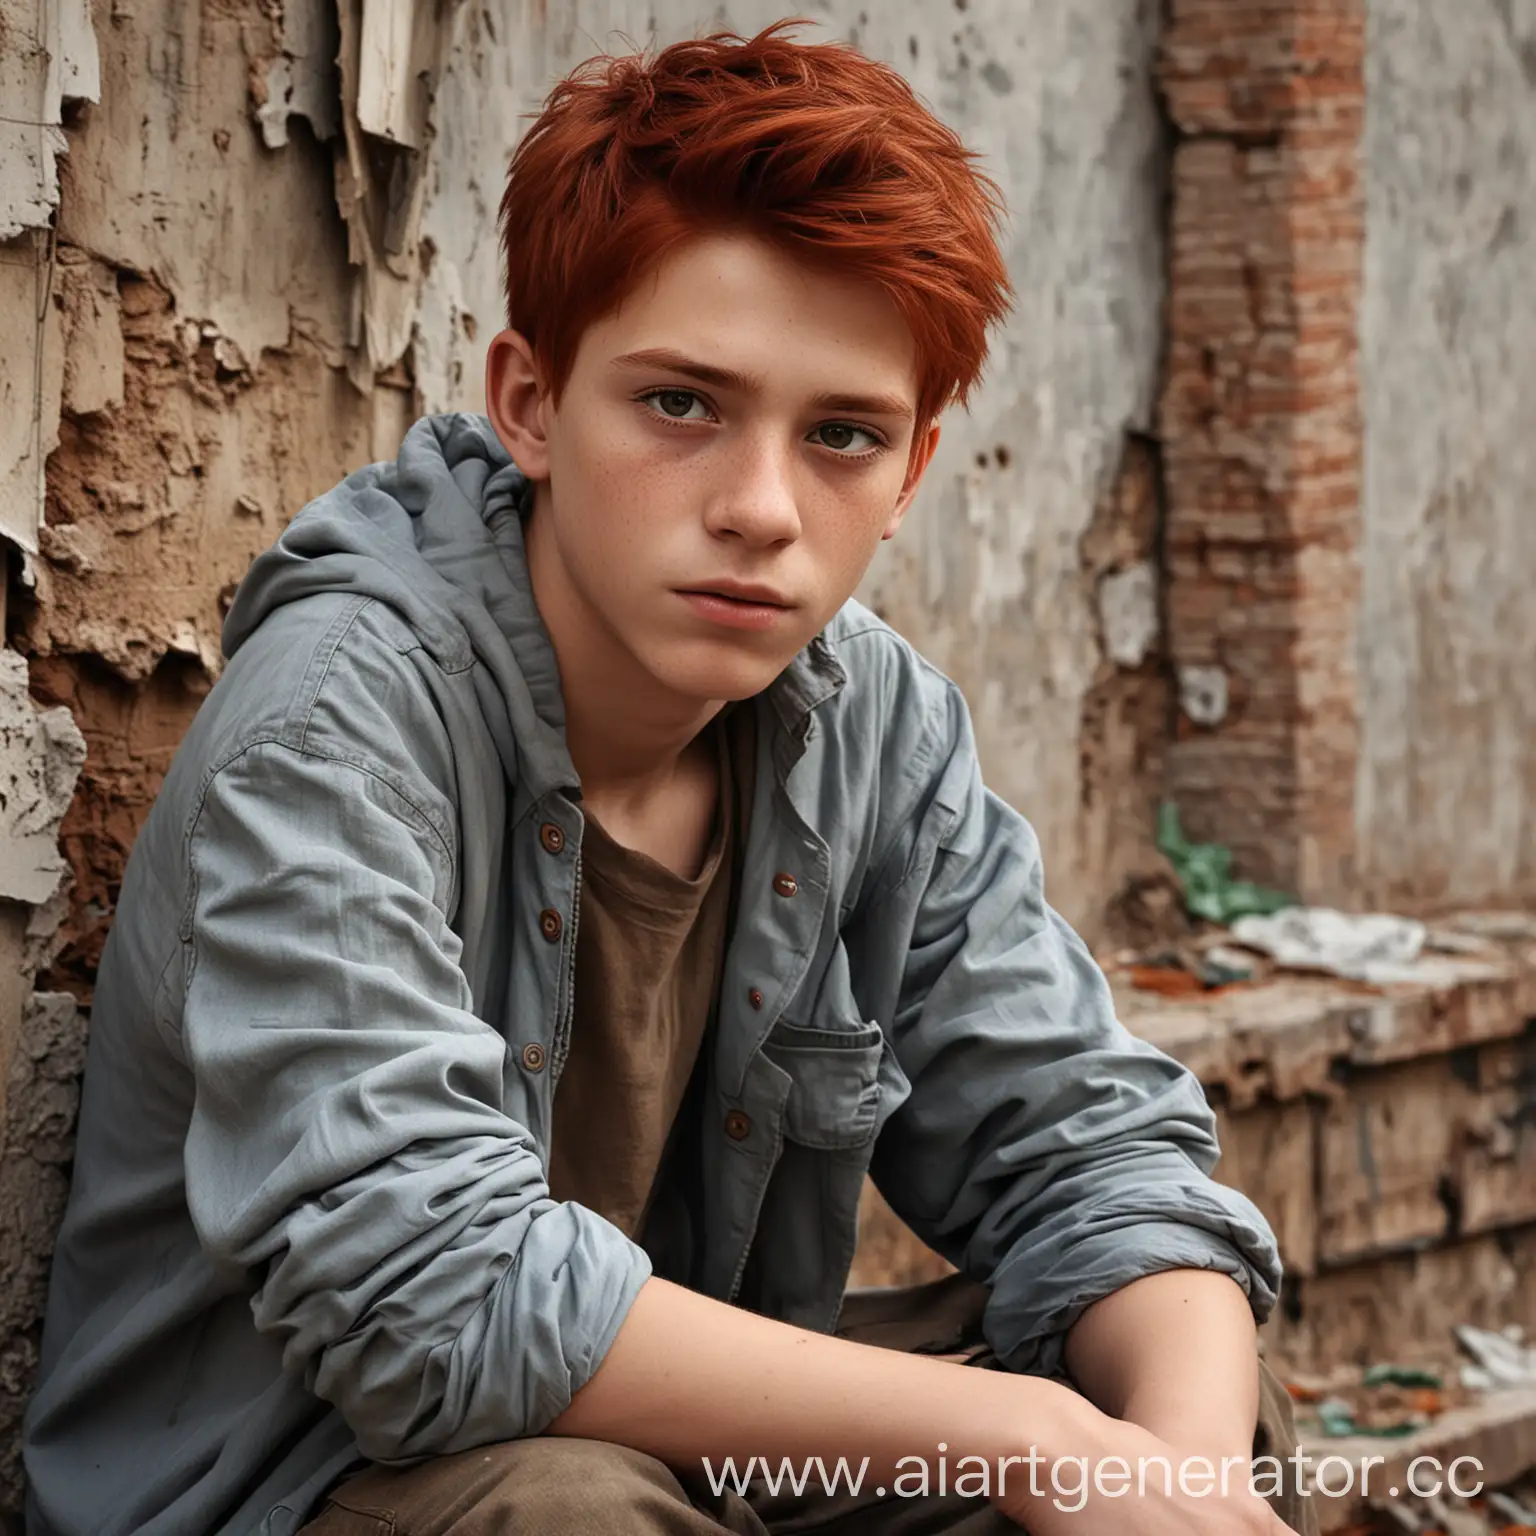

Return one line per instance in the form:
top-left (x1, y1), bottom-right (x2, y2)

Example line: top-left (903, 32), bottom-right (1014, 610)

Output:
top-left (680, 579), bottom-right (794, 607)
top-left (675, 584), bottom-right (795, 631)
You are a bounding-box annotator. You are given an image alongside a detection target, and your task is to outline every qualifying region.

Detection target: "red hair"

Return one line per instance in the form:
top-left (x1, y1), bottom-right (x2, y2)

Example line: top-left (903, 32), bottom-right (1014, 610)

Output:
top-left (498, 18), bottom-right (1014, 455)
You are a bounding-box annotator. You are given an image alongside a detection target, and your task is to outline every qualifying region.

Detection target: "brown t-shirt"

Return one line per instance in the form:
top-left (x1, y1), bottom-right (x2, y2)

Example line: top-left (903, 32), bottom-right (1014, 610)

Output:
top-left (547, 705), bottom-right (754, 1238)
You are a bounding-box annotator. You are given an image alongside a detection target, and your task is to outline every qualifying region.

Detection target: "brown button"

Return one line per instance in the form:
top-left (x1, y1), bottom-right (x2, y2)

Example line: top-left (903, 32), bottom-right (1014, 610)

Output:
top-left (538, 908), bottom-right (563, 941)
top-left (724, 1109), bottom-right (752, 1141)
top-left (539, 822), bottom-right (565, 855)
top-left (771, 872), bottom-right (798, 898)
top-left (748, 987), bottom-right (764, 1010)
top-left (522, 1042), bottom-right (547, 1071)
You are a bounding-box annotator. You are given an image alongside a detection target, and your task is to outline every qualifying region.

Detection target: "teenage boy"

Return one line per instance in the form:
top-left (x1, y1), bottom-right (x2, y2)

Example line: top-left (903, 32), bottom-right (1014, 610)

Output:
top-left (25, 21), bottom-right (1312, 1536)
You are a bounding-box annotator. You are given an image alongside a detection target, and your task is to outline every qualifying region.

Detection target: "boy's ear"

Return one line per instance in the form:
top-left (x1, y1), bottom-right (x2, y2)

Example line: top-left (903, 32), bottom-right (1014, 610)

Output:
top-left (485, 329), bottom-right (551, 479)
top-left (882, 421), bottom-right (941, 540)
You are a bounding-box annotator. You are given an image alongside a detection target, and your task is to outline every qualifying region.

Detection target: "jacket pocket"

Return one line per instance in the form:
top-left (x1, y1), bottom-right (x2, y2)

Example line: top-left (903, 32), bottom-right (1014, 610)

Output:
top-left (760, 1019), bottom-right (883, 1151)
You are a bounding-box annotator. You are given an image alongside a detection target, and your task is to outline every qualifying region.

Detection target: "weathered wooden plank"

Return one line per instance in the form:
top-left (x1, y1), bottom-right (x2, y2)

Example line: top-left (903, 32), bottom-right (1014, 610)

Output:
top-left (1263, 1227), bottom-right (1536, 1381)
top-left (1215, 1097), bottom-right (1319, 1276)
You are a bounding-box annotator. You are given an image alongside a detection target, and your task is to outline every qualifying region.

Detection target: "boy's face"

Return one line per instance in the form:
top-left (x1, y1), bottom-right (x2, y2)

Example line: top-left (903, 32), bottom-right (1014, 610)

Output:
top-left (486, 230), bottom-right (939, 705)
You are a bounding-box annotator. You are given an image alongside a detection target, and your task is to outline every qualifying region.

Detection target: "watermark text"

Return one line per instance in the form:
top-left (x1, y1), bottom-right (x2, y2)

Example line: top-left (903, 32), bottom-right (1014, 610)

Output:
top-left (698, 1447), bottom-right (1485, 1510)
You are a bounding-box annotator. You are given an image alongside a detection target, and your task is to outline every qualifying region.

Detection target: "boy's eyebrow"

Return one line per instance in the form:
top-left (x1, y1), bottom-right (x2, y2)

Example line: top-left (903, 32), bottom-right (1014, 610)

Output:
top-left (609, 347), bottom-right (915, 420)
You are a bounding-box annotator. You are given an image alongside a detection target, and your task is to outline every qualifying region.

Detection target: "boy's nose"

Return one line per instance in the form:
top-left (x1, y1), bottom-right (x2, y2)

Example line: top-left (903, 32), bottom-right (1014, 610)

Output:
top-left (703, 438), bottom-right (802, 547)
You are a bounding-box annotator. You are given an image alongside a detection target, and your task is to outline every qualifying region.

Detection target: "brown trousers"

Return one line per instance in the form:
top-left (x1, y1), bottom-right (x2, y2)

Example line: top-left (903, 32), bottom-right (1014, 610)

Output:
top-left (300, 1276), bottom-right (1319, 1535)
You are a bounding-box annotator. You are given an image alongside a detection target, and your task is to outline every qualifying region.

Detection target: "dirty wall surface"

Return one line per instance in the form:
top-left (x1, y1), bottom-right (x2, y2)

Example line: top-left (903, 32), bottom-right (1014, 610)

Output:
top-left (1356, 0), bottom-right (1536, 911)
top-left (0, 0), bottom-right (1169, 1516)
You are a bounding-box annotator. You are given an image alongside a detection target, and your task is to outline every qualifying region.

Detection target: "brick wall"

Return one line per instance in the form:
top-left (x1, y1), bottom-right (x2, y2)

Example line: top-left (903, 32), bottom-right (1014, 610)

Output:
top-left (1157, 0), bottom-right (1365, 903)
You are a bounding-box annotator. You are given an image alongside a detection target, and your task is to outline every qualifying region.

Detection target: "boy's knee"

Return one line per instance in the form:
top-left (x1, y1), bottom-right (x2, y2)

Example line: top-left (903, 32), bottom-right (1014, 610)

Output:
top-left (505, 1436), bottom-right (687, 1515)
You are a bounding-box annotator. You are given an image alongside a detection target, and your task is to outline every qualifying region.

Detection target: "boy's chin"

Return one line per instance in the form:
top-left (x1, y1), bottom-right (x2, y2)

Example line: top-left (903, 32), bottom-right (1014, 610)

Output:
top-left (643, 646), bottom-right (797, 706)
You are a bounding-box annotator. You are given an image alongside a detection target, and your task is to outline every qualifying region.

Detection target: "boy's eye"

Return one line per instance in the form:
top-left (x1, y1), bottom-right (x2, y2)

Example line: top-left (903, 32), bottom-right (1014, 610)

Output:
top-left (812, 423), bottom-right (879, 455)
top-left (649, 389), bottom-right (705, 419)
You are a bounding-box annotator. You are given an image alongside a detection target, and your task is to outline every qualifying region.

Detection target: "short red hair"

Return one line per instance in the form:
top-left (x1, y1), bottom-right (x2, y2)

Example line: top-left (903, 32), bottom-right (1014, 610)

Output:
top-left (498, 18), bottom-right (1014, 452)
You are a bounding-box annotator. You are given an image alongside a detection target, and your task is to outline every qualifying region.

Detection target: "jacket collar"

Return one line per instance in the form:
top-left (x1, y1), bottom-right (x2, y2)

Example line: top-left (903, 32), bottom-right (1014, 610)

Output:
top-left (765, 632), bottom-right (847, 781)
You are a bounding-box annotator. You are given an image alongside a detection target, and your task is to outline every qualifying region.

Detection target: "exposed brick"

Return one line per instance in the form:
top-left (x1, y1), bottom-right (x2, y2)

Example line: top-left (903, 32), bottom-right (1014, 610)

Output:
top-left (1157, 0), bottom-right (1364, 901)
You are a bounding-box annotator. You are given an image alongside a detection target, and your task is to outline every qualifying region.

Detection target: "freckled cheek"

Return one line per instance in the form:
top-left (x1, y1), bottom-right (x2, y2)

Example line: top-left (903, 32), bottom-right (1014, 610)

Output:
top-left (805, 494), bottom-right (896, 571)
top-left (562, 423), bottom-right (666, 537)
top-left (589, 463), bottom-right (682, 547)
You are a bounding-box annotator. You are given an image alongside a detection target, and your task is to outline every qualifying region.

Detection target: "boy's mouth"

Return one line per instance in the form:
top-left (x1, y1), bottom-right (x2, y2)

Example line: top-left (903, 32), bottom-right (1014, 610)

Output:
top-left (682, 579), bottom-right (793, 608)
top-left (675, 583), bottom-right (795, 631)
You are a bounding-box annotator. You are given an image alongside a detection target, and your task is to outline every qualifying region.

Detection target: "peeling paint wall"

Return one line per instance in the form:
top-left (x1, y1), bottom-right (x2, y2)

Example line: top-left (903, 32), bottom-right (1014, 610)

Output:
top-left (4, 0), bottom-right (423, 1001)
top-left (24, 0), bottom-right (414, 678)
top-left (1356, 1), bottom-right (1536, 910)
top-left (419, 0), bottom-right (1172, 934)
top-left (0, 0), bottom-right (98, 554)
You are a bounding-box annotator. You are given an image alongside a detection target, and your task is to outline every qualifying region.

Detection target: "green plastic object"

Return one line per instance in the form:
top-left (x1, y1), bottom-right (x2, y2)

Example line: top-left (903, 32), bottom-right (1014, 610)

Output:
top-left (1361, 1364), bottom-right (1443, 1390)
top-left (1156, 803), bottom-right (1296, 925)
top-left (1312, 1396), bottom-right (1424, 1440)
top-left (1315, 1401), bottom-right (1357, 1437)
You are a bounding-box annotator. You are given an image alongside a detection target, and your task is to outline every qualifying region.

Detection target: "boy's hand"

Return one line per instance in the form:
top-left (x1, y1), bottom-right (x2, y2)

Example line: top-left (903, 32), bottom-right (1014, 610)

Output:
top-left (992, 1394), bottom-right (1291, 1535)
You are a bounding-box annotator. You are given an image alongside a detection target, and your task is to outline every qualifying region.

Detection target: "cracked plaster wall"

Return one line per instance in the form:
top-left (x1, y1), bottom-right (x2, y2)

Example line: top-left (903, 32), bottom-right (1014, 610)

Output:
top-left (1355, 0), bottom-right (1536, 910)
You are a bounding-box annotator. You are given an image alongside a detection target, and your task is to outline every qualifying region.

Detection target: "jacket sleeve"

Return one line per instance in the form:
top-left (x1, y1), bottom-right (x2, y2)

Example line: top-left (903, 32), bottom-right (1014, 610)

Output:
top-left (179, 739), bottom-right (651, 1460)
top-left (866, 681), bottom-right (1282, 1379)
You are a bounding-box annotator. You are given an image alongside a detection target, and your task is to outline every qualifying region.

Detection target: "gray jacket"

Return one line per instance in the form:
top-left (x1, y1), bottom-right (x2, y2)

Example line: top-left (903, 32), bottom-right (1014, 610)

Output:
top-left (24, 414), bottom-right (1281, 1535)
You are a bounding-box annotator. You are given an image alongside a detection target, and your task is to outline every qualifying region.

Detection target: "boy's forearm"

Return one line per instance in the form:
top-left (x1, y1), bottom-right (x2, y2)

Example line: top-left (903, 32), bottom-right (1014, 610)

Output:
top-left (549, 1275), bottom-right (1090, 1485)
top-left (1062, 1268), bottom-right (1261, 1461)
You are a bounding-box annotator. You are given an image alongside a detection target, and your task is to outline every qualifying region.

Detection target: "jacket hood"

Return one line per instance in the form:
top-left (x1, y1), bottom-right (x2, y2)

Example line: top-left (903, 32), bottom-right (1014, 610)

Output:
top-left (223, 412), bottom-right (576, 795)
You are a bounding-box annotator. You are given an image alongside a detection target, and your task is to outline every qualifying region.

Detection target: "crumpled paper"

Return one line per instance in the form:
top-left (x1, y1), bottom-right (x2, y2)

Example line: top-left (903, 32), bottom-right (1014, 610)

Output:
top-left (1456, 1323), bottom-right (1536, 1392)
top-left (1228, 907), bottom-right (1427, 984)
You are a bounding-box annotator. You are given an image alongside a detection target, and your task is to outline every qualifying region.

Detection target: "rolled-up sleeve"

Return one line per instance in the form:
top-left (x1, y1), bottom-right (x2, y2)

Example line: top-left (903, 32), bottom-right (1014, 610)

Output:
top-left (180, 740), bottom-right (651, 1460)
top-left (867, 683), bottom-right (1281, 1379)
